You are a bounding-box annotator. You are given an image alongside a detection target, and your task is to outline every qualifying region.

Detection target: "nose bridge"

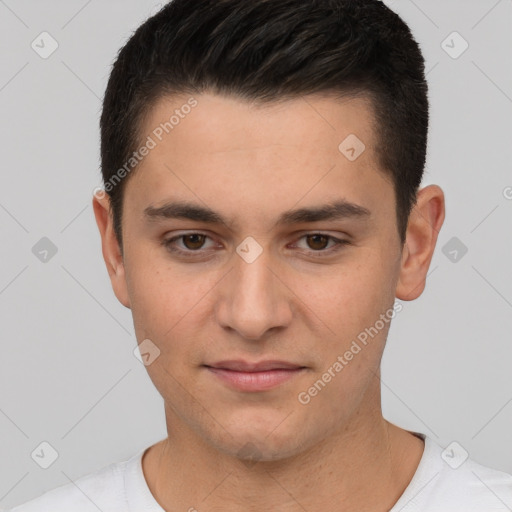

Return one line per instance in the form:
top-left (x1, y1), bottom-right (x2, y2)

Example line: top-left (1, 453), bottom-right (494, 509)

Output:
top-left (217, 242), bottom-right (291, 339)
top-left (236, 247), bottom-right (274, 303)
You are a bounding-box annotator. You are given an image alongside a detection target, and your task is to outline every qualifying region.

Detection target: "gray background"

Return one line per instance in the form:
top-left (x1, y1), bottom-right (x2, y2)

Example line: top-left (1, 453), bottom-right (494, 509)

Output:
top-left (0, 0), bottom-right (511, 508)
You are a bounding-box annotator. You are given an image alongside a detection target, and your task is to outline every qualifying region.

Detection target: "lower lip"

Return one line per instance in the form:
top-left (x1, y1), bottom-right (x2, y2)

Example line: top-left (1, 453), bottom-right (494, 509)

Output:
top-left (205, 367), bottom-right (305, 392)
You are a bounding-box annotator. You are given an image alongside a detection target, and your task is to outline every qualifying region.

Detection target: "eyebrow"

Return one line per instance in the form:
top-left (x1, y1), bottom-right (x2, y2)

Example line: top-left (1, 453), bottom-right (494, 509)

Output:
top-left (144, 199), bottom-right (371, 228)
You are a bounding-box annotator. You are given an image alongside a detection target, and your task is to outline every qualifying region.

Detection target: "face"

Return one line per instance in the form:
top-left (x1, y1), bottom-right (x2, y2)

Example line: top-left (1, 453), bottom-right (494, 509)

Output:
top-left (97, 92), bottom-right (419, 462)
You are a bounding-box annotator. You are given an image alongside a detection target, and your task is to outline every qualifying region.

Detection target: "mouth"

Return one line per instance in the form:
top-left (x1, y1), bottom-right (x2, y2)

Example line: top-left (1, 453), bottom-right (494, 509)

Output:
top-left (203, 360), bottom-right (307, 392)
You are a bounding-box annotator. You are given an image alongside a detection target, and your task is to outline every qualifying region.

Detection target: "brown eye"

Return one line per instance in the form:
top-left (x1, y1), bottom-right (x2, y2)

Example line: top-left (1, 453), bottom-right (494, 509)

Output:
top-left (162, 232), bottom-right (218, 257)
top-left (292, 233), bottom-right (349, 257)
top-left (181, 234), bottom-right (207, 250)
top-left (306, 234), bottom-right (330, 250)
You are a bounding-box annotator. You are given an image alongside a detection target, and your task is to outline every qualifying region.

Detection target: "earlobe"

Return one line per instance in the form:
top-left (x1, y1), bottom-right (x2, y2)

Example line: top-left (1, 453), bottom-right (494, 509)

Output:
top-left (395, 185), bottom-right (445, 301)
top-left (92, 192), bottom-right (131, 309)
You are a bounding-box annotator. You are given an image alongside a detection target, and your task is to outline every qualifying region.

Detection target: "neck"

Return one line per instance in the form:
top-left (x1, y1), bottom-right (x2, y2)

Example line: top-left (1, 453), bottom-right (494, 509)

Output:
top-left (143, 387), bottom-right (424, 512)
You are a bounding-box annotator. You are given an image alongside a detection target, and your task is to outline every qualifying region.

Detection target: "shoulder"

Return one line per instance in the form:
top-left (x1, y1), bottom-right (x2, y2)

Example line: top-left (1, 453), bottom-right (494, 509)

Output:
top-left (7, 452), bottom-right (139, 512)
top-left (395, 435), bottom-right (512, 511)
top-left (432, 449), bottom-right (512, 509)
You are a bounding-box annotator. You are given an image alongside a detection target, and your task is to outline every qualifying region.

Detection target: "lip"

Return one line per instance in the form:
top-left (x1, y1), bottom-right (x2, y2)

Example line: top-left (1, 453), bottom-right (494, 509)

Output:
top-left (203, 360), bottom-right (307, 392)
top-left (206, 360), bottom-right (304, 372)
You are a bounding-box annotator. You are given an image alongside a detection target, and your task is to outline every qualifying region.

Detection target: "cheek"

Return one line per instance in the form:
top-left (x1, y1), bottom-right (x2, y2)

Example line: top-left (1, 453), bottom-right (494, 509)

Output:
top-left (303, 260), bottom-right (394, 339)
top-left (125, 266), bottom-right (171, 338)
top-left (295, 263), bottom-right (394, 417)
top-left (124, 252), bottom-right (219, 347)
top-left (124, 261), bottom-right (209, 390)
top-left (296, 255), bottom-right (399, 402)
top-left (124, 246), bottom-right (180, 322)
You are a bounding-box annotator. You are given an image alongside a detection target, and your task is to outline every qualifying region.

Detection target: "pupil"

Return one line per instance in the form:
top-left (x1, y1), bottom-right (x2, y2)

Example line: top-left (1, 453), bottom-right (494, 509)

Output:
top-left (184, 234), bottom-right (204, 250)
top-left (308, 234), bottom-right (328, 250)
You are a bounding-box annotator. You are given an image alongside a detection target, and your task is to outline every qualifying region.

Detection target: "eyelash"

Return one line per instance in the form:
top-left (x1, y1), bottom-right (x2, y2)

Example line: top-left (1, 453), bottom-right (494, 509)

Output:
top-left (161, 232), bottom-right (350, 258)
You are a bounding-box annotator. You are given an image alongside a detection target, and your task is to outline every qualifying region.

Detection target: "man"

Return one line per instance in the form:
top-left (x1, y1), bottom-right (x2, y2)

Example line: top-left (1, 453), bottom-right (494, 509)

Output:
top-left (10, 0), bottom-right (512, 510)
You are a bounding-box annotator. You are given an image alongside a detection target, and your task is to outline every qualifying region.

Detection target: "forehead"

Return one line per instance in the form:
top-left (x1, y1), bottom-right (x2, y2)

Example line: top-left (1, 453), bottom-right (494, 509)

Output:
top-left (140, 91), bottom-right (378, 157)
top-left (125, 91), bottom-right (394, 228)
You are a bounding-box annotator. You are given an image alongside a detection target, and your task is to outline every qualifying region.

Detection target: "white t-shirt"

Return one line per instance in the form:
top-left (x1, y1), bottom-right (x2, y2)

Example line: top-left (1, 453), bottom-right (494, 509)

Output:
top-left (6, 432), bottom-right (512, 511)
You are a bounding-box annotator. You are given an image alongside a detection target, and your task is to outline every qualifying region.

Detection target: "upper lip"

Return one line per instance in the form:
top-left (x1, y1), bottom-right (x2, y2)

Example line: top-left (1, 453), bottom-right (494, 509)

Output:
top-left (205, 360), bottom-right (305, 372)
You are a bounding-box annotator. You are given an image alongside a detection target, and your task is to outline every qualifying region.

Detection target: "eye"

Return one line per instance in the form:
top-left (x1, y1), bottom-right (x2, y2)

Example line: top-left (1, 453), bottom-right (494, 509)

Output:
top-left (292, 233), bottom-right (349, 255)
top-left (162, 232), bottom-right (216, 255)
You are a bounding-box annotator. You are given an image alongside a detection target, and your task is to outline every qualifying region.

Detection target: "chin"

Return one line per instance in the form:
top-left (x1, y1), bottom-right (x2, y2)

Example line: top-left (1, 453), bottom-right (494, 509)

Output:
top-left (225, 437), bottom-right (305, 464)
top-left (209, 420), bottom-right (316, 464)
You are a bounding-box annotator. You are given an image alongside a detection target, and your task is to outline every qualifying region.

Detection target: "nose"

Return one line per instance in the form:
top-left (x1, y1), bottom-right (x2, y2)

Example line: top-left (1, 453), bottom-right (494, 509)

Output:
top-left (215, 244), bottom-right (293, 340)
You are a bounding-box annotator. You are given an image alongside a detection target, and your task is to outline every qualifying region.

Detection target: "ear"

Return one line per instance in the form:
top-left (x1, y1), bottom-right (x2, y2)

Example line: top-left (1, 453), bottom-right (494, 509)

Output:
top-left (396, 184), bottom-right (445, 301)
top-left (92, 191), bottom-right (131, 309)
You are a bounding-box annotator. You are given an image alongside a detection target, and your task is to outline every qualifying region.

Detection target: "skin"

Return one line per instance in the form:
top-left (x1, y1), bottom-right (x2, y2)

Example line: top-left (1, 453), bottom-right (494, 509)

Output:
top-left (93, 92), bottom-right (445, 512)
